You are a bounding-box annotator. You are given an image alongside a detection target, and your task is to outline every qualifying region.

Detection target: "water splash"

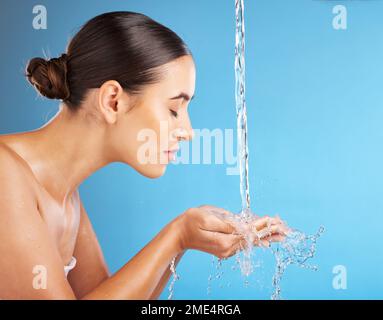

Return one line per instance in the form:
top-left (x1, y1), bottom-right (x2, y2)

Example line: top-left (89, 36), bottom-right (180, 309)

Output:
top-left (214, 209), bottom-right (258, 276)
top-left (207, 256), bottom-right (224, 297)
top-left (271, 226), bottom-right (325, 300)
top-left (209, 208), bottom-right (325, 299)
top-left (207, 256), bottom-right (215, 297)
top-left (167, 255), bottom-right (179, 300)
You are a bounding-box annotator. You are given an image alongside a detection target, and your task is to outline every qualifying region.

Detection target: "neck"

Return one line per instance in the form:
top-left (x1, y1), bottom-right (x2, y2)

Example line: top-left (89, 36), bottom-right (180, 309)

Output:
top-left (20, 105), bottom-right (113, 205)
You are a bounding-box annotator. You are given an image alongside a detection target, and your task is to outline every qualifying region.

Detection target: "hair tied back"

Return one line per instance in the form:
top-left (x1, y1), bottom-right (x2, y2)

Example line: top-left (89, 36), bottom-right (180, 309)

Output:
top-left (26, 52), bottom-right (71, 101)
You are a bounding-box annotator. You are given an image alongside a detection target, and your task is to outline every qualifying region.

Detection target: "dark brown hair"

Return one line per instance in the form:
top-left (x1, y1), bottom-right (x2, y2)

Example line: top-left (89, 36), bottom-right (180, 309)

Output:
top-left (26, 11), bottom-right (192, 111)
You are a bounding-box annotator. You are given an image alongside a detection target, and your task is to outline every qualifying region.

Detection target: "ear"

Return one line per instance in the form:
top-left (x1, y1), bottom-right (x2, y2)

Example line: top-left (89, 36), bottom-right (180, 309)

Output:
top-left (98, 80), bottom-right (128, 124)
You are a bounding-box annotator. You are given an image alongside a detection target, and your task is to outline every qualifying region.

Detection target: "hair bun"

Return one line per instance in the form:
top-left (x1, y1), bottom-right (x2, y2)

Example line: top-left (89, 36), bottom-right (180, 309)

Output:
top-left (26, 53), bottom-right (70, 100)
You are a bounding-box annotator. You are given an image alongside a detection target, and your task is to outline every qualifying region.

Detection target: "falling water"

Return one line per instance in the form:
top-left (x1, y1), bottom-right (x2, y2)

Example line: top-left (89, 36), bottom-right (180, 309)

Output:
top-left (232, 0), bottom-right (261, 285)
top-left (235, 0), bottom-right (251, 215)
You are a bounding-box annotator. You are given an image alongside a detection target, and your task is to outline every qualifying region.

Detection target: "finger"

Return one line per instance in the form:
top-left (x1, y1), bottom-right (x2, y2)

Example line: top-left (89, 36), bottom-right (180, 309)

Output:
top-left (199, 213), bottom-right (238, 234)
top-left (200, 209), bottom-right (239, 235)
top-left (263, 234), bottom-right (286, 243)
top-left (222, 235), bottom-right (252, 259)
top-left (225, 239), bottom-right (247, 258)
top-left (256, 224), bottom-right (288, 239)
top-left (199, 205), bottom-right (233, 217)
top-left (260, 239), bottom-right (270, 247)
top-left (205, 231), bottom-right (244, 258)
top-left (208, 216), bottom-right (238, 234)
top-left (233, 235), bottom-right (273, 254)
top-left (252, 231), bottom-right (287, 247)
top-left (252, 237), bottom-right (270, 248)
top-left (250, 216), bottom-right (280, 232)
top-left (272, 223), bottom-right (290, 235)
top-left (273, 216), bottom-right (291, 233)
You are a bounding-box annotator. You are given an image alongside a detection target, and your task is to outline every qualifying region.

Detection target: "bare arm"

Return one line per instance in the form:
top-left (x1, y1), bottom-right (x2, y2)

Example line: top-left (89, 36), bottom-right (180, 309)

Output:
top-left (81, 219), bottom-right (181, 299)
top-left (67, 200), bottom-right (110, 298)
top-left (69, 198), bottom-right (184, 299)
top-left (149, 250), bottom-right (185, 300)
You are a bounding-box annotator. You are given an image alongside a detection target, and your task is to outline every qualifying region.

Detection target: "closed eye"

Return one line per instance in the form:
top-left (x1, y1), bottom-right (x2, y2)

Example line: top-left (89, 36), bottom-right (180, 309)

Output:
top-left (170, 109), bottom-right (178, 118)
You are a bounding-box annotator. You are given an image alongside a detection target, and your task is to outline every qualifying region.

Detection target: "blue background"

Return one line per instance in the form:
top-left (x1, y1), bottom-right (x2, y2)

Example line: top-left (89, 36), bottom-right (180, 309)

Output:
top-left (1, 0), bottom-right (382, 299)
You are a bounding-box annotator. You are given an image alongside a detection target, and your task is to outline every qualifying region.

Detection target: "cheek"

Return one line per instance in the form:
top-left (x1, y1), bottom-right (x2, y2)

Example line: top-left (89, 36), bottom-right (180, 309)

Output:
top-left (140, 105), bottom-right (173, 146)
top-left (120, 109), bottom-right (171, 160)
top-left (136, 101), bottom-right (165, 125)
top-left (112, 121), bottom-right (139, 161)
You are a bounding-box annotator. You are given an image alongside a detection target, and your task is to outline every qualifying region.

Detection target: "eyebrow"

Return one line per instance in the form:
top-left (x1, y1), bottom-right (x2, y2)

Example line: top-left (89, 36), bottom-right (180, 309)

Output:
top-left (169, 92), bottom-right (195, 101)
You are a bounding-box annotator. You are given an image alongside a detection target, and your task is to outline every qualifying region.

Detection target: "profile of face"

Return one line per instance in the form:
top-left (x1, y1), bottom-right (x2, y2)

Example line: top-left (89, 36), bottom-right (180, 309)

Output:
top-left (95, 55), bottom-right (196, 178)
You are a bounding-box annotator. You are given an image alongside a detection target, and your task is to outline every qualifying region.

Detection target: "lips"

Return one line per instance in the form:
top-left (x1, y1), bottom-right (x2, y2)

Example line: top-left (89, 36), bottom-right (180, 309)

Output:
top-left (164, 150), bottom-right (175, 162)
top-left (163, 147), bottom-right (179, 162)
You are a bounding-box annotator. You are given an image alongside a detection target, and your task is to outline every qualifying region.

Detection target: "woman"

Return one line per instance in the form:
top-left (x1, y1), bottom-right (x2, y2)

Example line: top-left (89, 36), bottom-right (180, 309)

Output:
top-left (0, 11), bottom-right (287, 299)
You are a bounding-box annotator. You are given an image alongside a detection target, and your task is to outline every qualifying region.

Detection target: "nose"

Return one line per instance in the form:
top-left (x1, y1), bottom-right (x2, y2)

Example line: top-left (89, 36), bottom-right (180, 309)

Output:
top-left (177, 128), bottom-right (194, 142)
top-left (175, 116), bottom-right (194, 142)
top-left (174, 127), bottom-right (194, 142)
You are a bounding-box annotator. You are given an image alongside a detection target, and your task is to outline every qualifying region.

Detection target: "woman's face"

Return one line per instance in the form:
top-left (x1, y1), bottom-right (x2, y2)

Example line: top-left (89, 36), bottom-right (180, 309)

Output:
top-left (113, 55), bottom-right (196, 178)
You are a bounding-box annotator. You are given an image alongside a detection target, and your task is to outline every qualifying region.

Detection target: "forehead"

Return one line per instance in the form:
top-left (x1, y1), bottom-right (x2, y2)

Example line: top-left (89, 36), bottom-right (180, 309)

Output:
top-left (144, 55), bottom-right (196, 99)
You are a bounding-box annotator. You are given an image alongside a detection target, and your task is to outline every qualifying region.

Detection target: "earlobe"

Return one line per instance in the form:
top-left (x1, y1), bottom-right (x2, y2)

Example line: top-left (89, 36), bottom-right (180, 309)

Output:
top-left (98, 80), bottom-right (124, 124)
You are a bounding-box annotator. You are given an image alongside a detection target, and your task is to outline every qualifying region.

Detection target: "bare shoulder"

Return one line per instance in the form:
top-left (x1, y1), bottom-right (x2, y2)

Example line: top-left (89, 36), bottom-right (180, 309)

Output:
top-left (0, 141), bottom-right (34, 177)
top-left (0, 141), bottom-right (24, 166)
top-left (0, 142), bottom-right (75, 299)
top-left (0, 142), bottom-right (38, 204)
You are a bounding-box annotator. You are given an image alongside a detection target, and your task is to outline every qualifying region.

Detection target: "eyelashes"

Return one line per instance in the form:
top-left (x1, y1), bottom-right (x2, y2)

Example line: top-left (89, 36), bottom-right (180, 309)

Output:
top-left (170, 109), bottom-right (178, 118)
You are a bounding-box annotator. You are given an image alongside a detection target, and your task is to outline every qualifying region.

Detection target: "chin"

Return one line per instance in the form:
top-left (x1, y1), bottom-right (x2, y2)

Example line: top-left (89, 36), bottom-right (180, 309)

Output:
top-left (120, 155), bottom-right (167, 179)
top-left (136, 164), bottom-right (167, 179)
